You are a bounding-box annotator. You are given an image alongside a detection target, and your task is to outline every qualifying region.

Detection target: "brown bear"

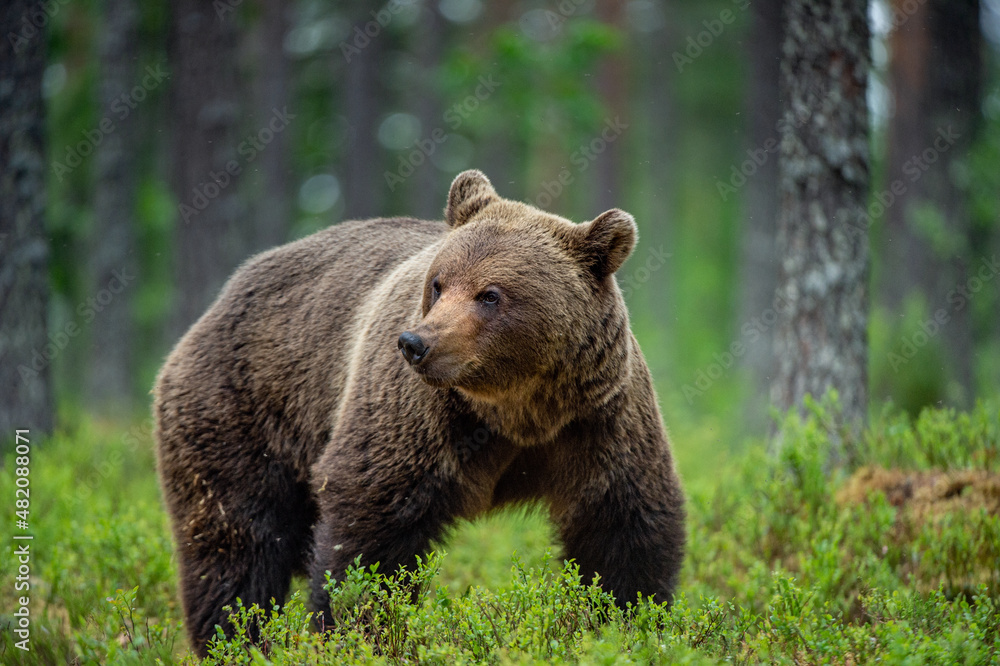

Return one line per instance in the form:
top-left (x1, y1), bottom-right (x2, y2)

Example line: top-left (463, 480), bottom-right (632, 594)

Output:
top-left (154, 170), bottom-right (685, 657)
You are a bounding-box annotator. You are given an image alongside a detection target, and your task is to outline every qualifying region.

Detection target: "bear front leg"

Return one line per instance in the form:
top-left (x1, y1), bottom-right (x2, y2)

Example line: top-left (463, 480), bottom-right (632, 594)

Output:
top-left (308, 458), bottom-right (461, 629)
top-left (556, 450), bottom-right (686, 609)
top-left (164, 471), bottom-right (318, 657)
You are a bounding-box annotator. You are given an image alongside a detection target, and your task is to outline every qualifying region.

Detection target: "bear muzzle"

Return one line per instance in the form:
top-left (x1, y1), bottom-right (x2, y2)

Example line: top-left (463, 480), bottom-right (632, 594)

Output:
top-left (398, 331), bottom-right (429, 366)
top-left (397, 328), bottom-right (472, 387)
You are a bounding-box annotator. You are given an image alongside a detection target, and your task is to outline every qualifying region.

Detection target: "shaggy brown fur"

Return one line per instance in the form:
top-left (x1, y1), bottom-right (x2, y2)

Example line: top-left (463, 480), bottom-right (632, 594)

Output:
top-left (154, 170), bottom-right (686, 657)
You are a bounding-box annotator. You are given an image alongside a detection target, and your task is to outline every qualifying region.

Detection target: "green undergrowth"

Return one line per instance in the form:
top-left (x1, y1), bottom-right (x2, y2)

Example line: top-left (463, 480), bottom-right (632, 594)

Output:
top-left (1, 398), bottom-right (998, 664)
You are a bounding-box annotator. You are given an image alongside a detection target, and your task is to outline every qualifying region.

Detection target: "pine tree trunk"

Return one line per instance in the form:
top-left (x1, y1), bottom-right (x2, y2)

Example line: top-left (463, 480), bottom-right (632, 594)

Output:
top-left (594, 0), bottom-right (627, 213)
top-left (251, 0), bottom-right (292, 252)
top-left (640, 3), bottom-right (678, 332)
top-left (0, 0), bottom-right (54, 443)
top-left (880, 0), bottom-right (981, 404)
top-left (738, 0), bottom-right (783, 431)
top-left (169, 0), bottom-right (245, 335)
top-left (411, 3), bottom-right (446, 219)
top-left (771, 0), bottom-right (871, 440)
top-left (342, 1), bottom-right (383, 220)
top-left (478, 2), bottom-right (516, 194)
top-left (88, 0), bottom-right (139, 415)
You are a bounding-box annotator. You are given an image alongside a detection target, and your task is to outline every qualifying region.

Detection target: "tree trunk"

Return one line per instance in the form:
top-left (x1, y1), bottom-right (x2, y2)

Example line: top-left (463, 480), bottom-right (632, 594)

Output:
top-left (771, 0), bottom-right (871, 441)
top-left (88, 0), bottom-right (140, 415)
top-left (169, 0), bottom-right (245, 335)
top-left (342, 2), bottom-right (383, 220)
top-left (610, 0), bottom-right (676, 360)
top-left (0, 0), bottom-right (54, 442)
top-left (478, 1), bottom-right (516, 195)
top-left (738, 0), bottom-right (783, 431)
top-left (594, 0), bottom-right (628, 213)
top-left (880, 0), bottom-right (981, 404)
top-left (411, 2), bottom-right (446, 219)
top-left (251, 0), bottom-right (292, 252)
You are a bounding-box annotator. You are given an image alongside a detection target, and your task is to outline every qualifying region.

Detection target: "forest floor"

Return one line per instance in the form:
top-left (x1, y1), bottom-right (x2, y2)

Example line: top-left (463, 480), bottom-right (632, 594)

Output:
top-left (1, 398), bottom-right (998, 664)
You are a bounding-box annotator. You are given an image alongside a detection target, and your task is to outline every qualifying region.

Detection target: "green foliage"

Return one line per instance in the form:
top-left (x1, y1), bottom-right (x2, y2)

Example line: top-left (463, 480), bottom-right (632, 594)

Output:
top-left (870, 302), bottom-right (950, 416)
top-left (0, 418), bottom-right (178, 664)
top-left (438, 16), bottom-right (623, 219)
top-left (132, 178), bottom-right (178, 390)
top-left (2, 401), bottom-right (998, 663)
top-left (857, 399), bottom-right (1000, 471)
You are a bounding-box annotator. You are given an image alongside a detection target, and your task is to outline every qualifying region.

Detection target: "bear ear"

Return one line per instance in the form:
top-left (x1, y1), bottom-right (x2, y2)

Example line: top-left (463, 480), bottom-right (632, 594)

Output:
top-left (445, 170), bottom-right (499, 228)
top-left (574, 208), bottom-right (637, 280)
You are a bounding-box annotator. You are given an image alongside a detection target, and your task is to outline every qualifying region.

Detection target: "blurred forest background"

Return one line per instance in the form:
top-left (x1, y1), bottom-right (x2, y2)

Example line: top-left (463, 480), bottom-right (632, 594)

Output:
top-left (2, 0), bottom-right (1000, 477)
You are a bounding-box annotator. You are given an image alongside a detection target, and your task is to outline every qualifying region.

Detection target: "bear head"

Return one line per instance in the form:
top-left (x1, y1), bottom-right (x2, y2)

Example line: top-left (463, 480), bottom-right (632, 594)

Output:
top-left (397, 169), bottom-right (637, 405)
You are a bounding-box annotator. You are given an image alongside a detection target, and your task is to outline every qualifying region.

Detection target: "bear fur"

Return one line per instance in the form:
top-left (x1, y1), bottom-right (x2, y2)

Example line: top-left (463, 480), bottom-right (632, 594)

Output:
top-left (154, 170), bottom-right (685, 656)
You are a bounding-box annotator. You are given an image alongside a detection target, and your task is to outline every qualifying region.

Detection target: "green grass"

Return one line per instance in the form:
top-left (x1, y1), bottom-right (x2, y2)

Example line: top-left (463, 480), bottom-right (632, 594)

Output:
top-left (1, 399), bottom-right (998, 664)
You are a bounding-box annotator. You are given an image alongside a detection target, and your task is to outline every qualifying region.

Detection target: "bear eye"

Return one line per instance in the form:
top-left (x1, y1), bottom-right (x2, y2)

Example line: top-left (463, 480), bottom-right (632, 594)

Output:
top-left (431, 277), bottom-right (441, 298)
top-left (479, 289), bottom-right (500, 305)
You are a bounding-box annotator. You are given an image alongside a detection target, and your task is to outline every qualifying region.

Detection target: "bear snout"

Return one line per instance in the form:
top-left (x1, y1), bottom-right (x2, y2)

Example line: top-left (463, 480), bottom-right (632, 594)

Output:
top-left (398, 331), bottom-right (429, 365)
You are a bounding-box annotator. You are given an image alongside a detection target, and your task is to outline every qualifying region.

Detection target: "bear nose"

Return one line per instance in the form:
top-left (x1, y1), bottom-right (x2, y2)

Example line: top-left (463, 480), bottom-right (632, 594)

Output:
top-left (397, 331), bottom-right (429, 365)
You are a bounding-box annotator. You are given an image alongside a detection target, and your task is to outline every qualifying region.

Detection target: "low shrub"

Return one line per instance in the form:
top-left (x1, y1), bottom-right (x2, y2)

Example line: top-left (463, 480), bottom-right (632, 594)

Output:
top-left (1, 399), bottom-right (997, 663)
